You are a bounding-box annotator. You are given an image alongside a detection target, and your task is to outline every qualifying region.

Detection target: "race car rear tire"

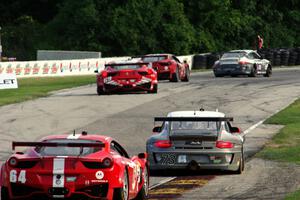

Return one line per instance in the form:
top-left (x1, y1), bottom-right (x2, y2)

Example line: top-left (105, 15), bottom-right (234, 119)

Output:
top-left (264, 65), bottom-right (272, 77)
top-left (249, 65), bottom-right (257, 77)
top-left (182, 67), bottom-right (190, 82)
top-left (113, 169), bottom-right (129, 200)
top-left (97, 86), bottom-right (103, 95)
top-left (214, 74), bottom-right (223, 77)
top-left (133, 166), bottom-right (149, 200)
top-left (233, 152), bottom-right (244, 174)
top-left (170, 66), bottom-right (179, 82)
top-left (1, 186), bottom-right (10, 200)
top-left (148, 84), bottom-right (158, 94)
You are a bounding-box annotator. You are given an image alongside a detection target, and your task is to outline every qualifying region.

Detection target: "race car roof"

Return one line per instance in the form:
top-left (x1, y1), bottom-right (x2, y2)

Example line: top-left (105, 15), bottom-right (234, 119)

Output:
top-left (143, 53), bottom-right (173, 57)
top-left (228, 49), bottom-right (254, 54)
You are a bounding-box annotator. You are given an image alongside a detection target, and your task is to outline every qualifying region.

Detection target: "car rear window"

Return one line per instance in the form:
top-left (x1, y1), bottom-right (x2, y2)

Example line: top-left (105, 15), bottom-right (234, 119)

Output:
top-left (221, 52), bottom-right (246, 59)
top-left (170, 121), bottom-right (220, 136)
top-left (142, 56), bottom-right (167, 62)
top-left (35, 139), bottom-right (103, 156)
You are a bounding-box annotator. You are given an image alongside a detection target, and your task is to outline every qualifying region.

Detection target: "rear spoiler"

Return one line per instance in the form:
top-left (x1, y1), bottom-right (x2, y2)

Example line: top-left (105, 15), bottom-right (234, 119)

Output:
top-left (12, 142), bottom-right (105, 151)
top-left (154, 117), bottom-right (233, 122)
top-left (105, 62), bottom-right (149, 67)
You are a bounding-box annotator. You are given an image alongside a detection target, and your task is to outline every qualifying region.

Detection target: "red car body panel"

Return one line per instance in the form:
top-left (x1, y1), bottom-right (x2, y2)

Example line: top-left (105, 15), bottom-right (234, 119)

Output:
top-left (0, 134), bottom-right (148, 200)
top-left (141, 54), bottom-right (189, 82)
top-left (96, 62), bottom-right (158, 94)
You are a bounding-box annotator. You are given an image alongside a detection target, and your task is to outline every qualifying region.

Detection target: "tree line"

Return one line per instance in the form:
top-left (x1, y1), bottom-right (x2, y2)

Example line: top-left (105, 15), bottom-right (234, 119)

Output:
top-left (0, 0), bottom-right (299, 60)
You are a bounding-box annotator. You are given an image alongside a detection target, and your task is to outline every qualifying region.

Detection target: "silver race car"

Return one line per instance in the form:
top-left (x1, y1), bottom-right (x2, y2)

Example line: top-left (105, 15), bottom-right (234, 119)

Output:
top-left (213, 50), bottom-right (272, 77)
top-left (146, 110), bottom-right (245, 174)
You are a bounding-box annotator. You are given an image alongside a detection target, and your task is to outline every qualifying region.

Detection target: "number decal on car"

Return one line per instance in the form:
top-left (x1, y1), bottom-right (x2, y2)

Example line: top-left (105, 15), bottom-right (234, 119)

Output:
top-left (10, 170), bottom-right (26, 183)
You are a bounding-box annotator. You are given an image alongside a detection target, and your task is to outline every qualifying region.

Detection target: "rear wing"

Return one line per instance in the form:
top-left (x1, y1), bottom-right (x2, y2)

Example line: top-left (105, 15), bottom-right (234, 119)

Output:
top-left (12, 142), bottom-right (105, 151)
top-left (105, 62), bottom-right (149, 67)
top-left (154, 117), bottom-right (233, 122)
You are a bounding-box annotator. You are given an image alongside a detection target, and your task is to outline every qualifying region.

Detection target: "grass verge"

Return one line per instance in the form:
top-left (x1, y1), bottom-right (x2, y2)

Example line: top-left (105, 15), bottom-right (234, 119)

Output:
top-left (257, 99), bottom-right (300, 199)
top-left (0, 75), bottom-right (95, 106)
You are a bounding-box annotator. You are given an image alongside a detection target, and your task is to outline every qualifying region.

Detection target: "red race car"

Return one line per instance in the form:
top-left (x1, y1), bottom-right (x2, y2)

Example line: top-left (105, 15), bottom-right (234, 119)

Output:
top-left (95, 61), bottom-right (158, 95)
top-left (0, 132), bottom-right (149, 200)
top-left (141, 54), bottom-right (190, 82)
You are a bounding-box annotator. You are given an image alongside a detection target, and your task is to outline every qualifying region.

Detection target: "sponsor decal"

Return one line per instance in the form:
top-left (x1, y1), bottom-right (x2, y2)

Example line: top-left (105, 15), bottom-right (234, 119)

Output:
top-left (0, 65), bottom-right (3, 74)
top-left (43, 63), bottom-right (49, 74)
top-left (95, 171), bottom-right (104, 180)
top-left (6, 64), bottom-right (13, 74)
top-left (15, 64), bottom-right (22, 75)
top-left (33, 64), bottom-right (40, 74)
top-left (51, 63), bottom-right (58, 74)
top-left (24, 63), bottom-right (31, 75)
top-left (0, 73), bottom-right (18, 89)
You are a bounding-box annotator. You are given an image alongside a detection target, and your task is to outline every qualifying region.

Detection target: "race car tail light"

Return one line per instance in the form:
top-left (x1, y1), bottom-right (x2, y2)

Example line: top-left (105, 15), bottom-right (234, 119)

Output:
top-left (8, 157), bottom-right (18, 167)
top-left (238, 60), bottom-right (249, 65)
top-left (102, 157), bottom-right (113, 168)
top-left (102, 71), bottom-right (108, 78)
top-left (216, 141), bottom-right (234, 149)
top-left (154, 140), bottom-right (172, 148)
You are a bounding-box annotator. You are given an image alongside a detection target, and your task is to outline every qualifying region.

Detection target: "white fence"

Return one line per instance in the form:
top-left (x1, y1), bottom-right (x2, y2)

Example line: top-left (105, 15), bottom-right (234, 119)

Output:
top-left (0, 55), bottom-right (194, 78)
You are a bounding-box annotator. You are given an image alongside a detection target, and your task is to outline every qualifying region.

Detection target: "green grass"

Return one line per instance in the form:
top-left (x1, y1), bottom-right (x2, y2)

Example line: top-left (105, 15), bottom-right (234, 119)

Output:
top-left (0, 75), bottom-right (95, 106)
top-left (257, 99), bottom-right (300, 199)
top-left (285, 190), bottom-right (300, 200)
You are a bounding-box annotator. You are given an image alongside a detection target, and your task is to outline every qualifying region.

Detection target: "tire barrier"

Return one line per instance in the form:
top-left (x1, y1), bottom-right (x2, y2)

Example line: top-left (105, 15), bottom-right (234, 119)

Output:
top-left (258, 48), bottom-right (300, 66)
top-left (192, 54), bottom-right (208, 69)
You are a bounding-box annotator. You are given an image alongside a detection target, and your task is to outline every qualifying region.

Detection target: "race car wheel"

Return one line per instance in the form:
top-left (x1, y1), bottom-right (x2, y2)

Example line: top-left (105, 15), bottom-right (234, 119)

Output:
top-left (170, 66), bottom-right (179, 82)
top-left (182, 67), bottom-right (190, 82)
top-left (113, 169), bottom-right (129, 200)
top-left (233, 151), bottom-right (244, 174)
top-left (249, 65), bottom-right (257, 77)
top-left (97, 86), bottom-right (105, 95)
top-left (133, 166), bottom-right (149, 200)
top-left (264, 65), bottom-right (272, 77)
top-left (148, 84), bottom-right (158, 94)
top-left (1, 186), bottom-right (10, 200)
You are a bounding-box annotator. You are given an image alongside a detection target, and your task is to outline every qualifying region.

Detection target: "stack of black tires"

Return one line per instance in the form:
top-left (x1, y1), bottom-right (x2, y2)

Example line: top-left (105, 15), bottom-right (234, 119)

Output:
top-left (258, 48), bottom-right (300, 66)
top-left (192, 52), bottom-right (222, 69)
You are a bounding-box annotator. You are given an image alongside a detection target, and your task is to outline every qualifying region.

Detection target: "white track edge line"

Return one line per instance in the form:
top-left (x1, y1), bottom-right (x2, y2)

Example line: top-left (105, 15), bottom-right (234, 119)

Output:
top-left (149, 177), bottom-right (177, 190)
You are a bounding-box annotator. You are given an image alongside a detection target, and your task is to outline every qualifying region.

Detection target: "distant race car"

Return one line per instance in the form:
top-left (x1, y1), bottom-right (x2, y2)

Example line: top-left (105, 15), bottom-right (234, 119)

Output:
top-left (213, 50), bottom-right (272, 77)
top-left (141, 54), bottom-right (190, 82)
top-left (95, 61), bottom-right (158, 95)
top-left (0, 132), bottom-right (149, 200)
top-left (146, 110), bottom-right (245, 174)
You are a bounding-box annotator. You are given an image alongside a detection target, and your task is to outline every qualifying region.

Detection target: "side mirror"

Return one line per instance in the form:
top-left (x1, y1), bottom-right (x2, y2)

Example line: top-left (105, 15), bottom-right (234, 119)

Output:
top-left (94, 69), bottom-right (99, 73)
top-left (152, 126), bottom-right (161, 133)
top-left (138, 152), bottom-right (146, 159)
top-left (231, 127), bottom-right (241, 134)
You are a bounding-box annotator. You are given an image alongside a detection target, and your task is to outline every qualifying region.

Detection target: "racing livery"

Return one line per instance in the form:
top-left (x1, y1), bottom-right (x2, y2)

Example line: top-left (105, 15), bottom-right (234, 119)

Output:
top-left (213, 50), bottom-right (272, 77)
top-left (141, 54), bottom-right (190, 82)
top-left (147, 110), bottom-right (245, 174)
top-left (0, 132), bottom-right (149, 200)
top-left (95, 61), bottom-right (157, 95)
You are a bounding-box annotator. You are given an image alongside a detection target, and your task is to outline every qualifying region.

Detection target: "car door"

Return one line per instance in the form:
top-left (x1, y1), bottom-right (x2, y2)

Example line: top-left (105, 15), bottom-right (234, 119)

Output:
top-left (172, 56), bottom-right (184, 78)
top-left (110, 141), bottom-right (139, 197)
top-left (252, 52), bottom-right (268, 72)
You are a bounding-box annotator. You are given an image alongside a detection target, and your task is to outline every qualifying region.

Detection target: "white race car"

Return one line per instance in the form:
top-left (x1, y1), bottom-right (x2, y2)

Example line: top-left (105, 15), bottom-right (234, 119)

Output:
top-left (213, 50), bottom-right (272, 77)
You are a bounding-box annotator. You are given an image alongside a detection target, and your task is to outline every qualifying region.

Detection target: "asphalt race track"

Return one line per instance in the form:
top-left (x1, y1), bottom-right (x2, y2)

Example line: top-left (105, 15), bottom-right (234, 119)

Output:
top-left (1, 67), bottom-right (300, 198)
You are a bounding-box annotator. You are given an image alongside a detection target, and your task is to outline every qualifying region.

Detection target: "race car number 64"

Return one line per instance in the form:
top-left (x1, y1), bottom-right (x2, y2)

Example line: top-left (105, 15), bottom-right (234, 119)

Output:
top-left (10, 170), bottom-right (26, 183)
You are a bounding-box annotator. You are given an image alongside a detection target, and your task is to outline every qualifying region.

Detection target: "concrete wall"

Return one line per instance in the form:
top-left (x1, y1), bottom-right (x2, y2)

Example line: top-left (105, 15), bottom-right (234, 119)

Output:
top-left (37, 50), bottom-right (102, 60)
